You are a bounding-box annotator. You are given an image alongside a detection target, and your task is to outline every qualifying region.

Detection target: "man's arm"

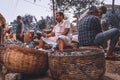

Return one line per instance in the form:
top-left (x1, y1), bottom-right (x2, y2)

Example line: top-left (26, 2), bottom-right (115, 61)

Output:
top-left (62, 28), bottom-right (70, 35)
top-left (45, 32), bottom-right (55, 38)
top-left (62, 20), bottom-right (71, 35)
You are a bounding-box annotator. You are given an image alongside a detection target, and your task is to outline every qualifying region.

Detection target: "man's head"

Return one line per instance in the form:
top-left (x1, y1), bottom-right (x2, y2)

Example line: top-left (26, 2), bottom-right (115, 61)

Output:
top-left (55, 12), bottom-right (64, 23)
top-left (17, 15), bottom-right (22, 21)
top-left (98, 6), bottom-right (107, 18)
top-left (28, 30), bottom-right (34, 38)
top-left (88, 6), bottom-right (99, 16)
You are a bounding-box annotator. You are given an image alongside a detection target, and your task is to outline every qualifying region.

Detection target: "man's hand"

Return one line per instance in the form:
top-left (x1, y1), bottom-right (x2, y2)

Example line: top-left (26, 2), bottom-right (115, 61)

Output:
top-left (43, 32), bottom-right (55, 38)
top-left (62, 28), bottom-right (70, 35)
top-left (42, 33), bottom-right (47, 38)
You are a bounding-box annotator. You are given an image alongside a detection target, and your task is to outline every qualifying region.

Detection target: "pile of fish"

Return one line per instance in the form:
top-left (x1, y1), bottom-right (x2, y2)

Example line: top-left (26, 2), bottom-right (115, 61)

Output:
top-left (51, 50), bottom-right (101, 56)
top-left (2, 39), bottom-right (25, 47)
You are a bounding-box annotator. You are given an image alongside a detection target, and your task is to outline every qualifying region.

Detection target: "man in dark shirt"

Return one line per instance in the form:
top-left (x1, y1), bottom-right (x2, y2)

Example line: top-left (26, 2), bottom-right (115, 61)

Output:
top-left (78, 6), bottom-right (119, 59)
top-left (78, 6), bottom-right (102, 46)
top-left (16, 16), bottom-right (24, 42)
top-left (101, 8), bottom-right (119, 31)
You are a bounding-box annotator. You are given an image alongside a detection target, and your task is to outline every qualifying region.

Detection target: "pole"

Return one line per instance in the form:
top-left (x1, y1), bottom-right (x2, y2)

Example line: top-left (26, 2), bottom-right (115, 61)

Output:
top-left (34, 16), bottom-right (41, 31)
top-left (52, 0), bottom-right (55, 23)
top-left (112, 0), bottom-right (115, 12)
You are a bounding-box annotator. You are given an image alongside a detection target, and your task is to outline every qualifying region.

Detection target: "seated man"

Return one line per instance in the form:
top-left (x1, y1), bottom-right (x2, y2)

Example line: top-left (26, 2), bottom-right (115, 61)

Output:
top-left (78, 6), bottom-right (119, 59)
top-left (24, 30), bottom-right (34, 43)
top-left (38, 12), bottom-right (71, 51)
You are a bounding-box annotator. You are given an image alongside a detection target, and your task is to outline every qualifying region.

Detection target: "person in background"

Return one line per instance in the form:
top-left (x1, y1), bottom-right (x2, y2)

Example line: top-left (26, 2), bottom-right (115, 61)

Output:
top-left (78, 6), bottom-right (119, 59)
top-left (0, 13), bottom-right (6, 45)
top-left (16, 16), bottom-right (24, 42)
top-left (0, 13), bottom-right (6, 73)
top-left (98, 6), bottom-right (107, 19)
top-left (28, 30), bottom-right (34, 41)
top-left (38, 12), bottom-right (71, 51)
top-left (4, 25), bottom-right (12, 40)
top-left (99, 6), bottom-right (108, 31)
top-left (24, 30), bottom-right (34, 43)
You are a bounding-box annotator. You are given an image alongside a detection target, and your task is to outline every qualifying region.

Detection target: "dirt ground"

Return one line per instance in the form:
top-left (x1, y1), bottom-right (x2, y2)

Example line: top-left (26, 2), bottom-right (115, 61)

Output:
top-left (104, 60), bottom-right (120, 80)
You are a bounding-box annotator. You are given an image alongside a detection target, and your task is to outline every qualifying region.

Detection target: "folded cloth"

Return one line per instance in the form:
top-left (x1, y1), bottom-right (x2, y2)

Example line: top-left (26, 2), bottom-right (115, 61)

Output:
top-left (42, 35), bottom-right (71, 46)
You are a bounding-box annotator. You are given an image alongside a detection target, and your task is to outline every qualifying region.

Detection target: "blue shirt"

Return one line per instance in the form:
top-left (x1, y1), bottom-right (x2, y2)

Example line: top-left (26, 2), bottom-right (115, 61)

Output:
top-left (101, 8), bottom-right (120, 30)
top-left (78, 14), bottom-right (102, 46)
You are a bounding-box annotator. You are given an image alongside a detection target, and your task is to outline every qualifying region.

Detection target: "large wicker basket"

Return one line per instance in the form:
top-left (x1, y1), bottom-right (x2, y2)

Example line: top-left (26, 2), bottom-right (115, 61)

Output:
top-left (48, 47), bottom-right (106, 80)
top-left (0, 45), bottom-right (48, 75)
top-left (0, 47), bottom-right (5, 63)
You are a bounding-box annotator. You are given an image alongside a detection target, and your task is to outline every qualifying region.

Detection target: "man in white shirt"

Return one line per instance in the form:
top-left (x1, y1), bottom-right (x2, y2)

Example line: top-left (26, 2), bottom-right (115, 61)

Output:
top-left (38, 12), bottom-right (71, 51)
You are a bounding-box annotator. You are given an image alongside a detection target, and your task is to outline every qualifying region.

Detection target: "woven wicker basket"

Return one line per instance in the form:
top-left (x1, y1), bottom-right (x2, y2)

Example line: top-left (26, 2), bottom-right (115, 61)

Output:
top-left (48, 47), bottom-right (106, 80)
top-left (0, 47), bottom-right (5, 63)
top-left (1, 45), bottom-right (48, 75)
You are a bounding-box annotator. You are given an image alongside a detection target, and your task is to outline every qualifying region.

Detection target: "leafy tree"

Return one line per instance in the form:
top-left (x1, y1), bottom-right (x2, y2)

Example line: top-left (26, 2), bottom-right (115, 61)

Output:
top-left (37, 17), bottom-right (46, 30)
top-left (55, 0), bottom-right (105, 17)
top-left (10, 14), bottom-right (36, 33)
top-left (36, 16), bottom-right (54, 30)
top-left (34, 0), bottom-right (105, 19)
top-left (22, 15), bottom-right (33, 25)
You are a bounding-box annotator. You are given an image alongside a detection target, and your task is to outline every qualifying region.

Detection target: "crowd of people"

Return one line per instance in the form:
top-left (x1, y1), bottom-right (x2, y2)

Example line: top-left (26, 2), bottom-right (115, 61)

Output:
top-left (0, 5), bottom-right (120, 60)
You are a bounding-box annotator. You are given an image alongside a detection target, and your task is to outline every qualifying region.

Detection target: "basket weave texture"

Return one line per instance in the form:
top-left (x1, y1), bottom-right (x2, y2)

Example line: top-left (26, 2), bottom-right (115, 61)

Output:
top-left (2, 45), bottom-right (48, 74)
top-left (0, 47), bottom-right (5, 63)
top-left (48, 47), bottom-right (106, 80)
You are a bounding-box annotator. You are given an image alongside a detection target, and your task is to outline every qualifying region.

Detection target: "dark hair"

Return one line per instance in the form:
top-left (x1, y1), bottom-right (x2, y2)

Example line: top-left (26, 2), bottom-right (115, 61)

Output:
top-left (88, 6), bottom-right (98, 14)
top-left (89, 6), bottom-right (98, 12)
top-left (56, 12), bottom-right (64, 18)
top-left (99, 6), bottom-right (107, 14)
top-left (17, 15), bottom-right (22, 19)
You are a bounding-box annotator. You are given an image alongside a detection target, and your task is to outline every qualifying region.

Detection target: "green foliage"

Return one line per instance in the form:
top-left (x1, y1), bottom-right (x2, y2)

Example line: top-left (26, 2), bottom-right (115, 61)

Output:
top-left (55, 0), bottom-right (104, 17)
top-left (22, 15), bottom-right (33, 25)
top-left (37, 17), bottom-right (46, 29)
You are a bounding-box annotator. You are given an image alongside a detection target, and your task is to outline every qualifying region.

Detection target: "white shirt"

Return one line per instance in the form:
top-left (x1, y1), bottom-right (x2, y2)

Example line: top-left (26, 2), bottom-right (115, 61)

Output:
top-left (52, 20), bottom-right (71, 36)
top-left (42, 20), bottom-right (71, 45)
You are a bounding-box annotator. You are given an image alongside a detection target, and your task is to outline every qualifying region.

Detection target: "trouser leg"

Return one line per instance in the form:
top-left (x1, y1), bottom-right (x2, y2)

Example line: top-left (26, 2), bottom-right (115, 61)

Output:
top-left (94, 28), bottom-right (119, 48)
